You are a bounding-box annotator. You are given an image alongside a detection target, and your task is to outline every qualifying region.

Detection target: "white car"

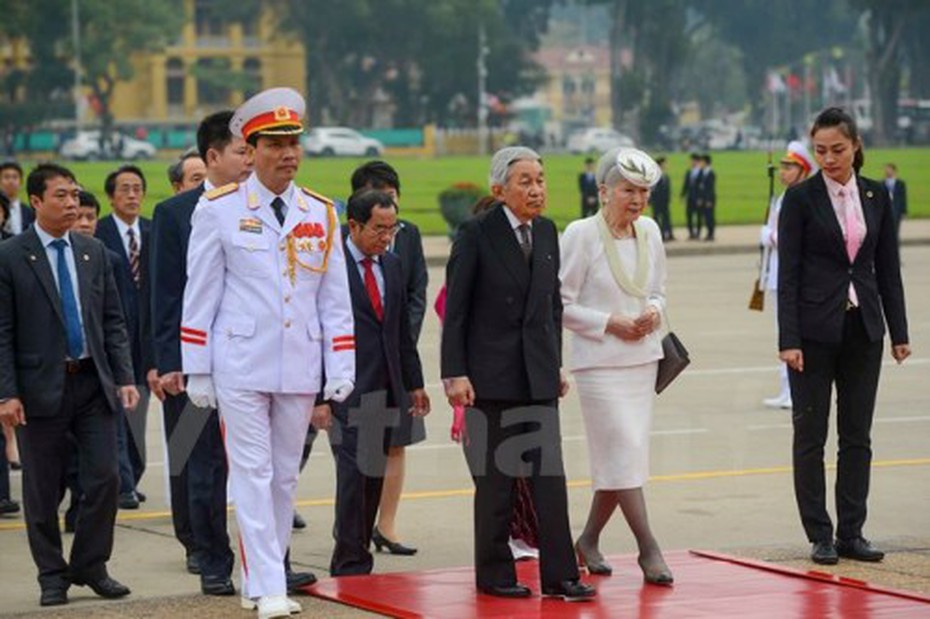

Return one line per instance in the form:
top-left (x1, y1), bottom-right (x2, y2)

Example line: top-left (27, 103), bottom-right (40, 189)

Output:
top-left (567, 127), bottom-right (635, 154)
top-left (59, 131), bottom-right (156, 161)
top-left (303, 127), bottom-right (384, 157)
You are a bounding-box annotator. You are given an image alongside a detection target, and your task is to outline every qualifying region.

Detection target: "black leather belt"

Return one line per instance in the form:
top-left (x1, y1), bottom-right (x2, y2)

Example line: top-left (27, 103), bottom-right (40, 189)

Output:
top-left (65, 358), bottom-right (95, 375)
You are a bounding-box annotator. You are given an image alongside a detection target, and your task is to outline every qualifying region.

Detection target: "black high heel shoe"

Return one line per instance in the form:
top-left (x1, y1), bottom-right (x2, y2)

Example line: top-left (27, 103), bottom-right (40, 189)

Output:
top-left (575, 542), bottom-right (612, 576)
top-left (638, 554), bottom-right (673, 586)
top-left (372, 527), bottom-right (417, 556)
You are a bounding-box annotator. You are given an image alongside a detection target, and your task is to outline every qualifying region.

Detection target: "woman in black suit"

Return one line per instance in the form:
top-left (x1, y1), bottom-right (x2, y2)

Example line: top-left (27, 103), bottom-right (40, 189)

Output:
top-left (778, 107), bottom-right (911, 566)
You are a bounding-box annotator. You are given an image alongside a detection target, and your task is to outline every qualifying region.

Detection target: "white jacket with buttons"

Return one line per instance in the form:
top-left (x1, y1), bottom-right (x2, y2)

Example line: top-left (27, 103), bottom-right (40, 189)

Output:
top-left (181, 173), bottom-right (355, 393)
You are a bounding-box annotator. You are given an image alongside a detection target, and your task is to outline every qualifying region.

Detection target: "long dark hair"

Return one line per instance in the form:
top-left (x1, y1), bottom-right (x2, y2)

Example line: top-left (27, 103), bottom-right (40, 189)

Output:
top-left (810, 107), bottom-right (864, 174)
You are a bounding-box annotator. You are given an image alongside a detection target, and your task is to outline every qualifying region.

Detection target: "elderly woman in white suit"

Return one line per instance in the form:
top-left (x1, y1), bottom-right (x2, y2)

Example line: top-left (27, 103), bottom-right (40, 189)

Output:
top-left (559, 147), bottom-right (673, 585)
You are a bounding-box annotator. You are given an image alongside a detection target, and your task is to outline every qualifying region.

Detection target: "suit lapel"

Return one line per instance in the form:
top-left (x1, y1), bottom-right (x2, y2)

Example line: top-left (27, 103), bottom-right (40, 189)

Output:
top-left (343, 231), bottom-right (380, 322)
top-left (21, 228), bottom-right (65, 325)
top-left (381, 257), bottom-right (399, 327)
top-left (485, 205), bottom-right (530, 290)
top-left (525, 219), bottom-right (554, 318)
top-left (102, 216), bottom-right (129, 263)
top-left (856, 178), bottom-right (878, 262)
top-left (810, 174), bottom-right (847, 261)
top-left (71, 234), bottom-right (94, 326)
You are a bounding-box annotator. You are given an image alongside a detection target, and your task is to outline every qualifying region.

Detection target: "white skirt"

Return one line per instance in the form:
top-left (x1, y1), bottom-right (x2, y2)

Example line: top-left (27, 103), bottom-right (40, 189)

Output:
top-left (573, 363), bottom-right (658, 491)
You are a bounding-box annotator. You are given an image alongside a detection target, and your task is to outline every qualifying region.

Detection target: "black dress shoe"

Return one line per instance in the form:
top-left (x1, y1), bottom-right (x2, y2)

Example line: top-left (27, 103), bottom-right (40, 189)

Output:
top-left (293, 512), bottom-right (307, 530)
top-left (71, 575), bottom-right (131, 599)
top-left (0, 498), bottom-right (21, 515)
top-left (542, 579), bottom-right (596, 601)
top-left (478, 583), bottom-right (532, 598)
top-left (186, 553), bottom-right (201, 574)
top-left (118, 492), bottom-right (139, 510)
top-left (286, 569), bottom-right (317, 592)
top-left (40, 587), bottom-right (68, 606)
top-left (810, 540), bottom-right (839, 565)
top-left (201, 575), bottom-right (235, 596)
top-left (372, 526), bottom-right (417, 556)
top-left (836, 537), bottom-right (885, 562)
top-left (135, 490), bottom-right (146, 503)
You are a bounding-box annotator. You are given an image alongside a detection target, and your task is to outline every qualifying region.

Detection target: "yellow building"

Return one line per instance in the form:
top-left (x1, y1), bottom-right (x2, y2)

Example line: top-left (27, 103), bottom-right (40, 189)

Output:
top-left (534, 46), bottom-right (615, 129)
top-left (110, 0), bottom-right (305, 123)
top-left (0, 0), bottom-right (305, 125)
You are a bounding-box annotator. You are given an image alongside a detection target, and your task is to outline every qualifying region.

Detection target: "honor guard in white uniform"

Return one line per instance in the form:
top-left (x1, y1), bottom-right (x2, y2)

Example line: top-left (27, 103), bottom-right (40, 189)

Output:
top-left (181, 87), bottom-right (355, 619)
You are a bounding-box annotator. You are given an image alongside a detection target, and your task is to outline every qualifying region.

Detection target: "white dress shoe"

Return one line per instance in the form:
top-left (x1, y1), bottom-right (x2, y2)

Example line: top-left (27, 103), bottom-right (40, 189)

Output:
top-left (243, 595), bottom-right (302, 615)
top-left (762, 395), bottom-right (792, 410)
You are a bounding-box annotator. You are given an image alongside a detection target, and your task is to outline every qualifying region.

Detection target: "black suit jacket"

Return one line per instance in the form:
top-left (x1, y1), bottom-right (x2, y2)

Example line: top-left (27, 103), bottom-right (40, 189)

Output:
top-left (697, 168), bottom-right (716, 207)
top-left (150, 185), bottom-right (204, 374)
top-left (390, 219), bottom-right (428, 343)
top-left (778, 172), bottom-right (908, 349)
top-left (0, 228), bottom-right (134, 417)
top-left (441, 203), bottom-right (562, 402)
top-left (578, 172), bottom-right (598, 210)
top-left (335, 229), bottom-right (424, 419)
top-left (96, 214), bottom-right (153, 383)
top-left (649, 173), bottom-right (671, 210)
top-left (887, 178), bottom-right (907, 218)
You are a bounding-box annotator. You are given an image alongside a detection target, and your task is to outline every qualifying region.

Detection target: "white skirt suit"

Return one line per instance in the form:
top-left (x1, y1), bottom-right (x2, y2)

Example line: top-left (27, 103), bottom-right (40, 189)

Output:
top-left (559, 216), bottom-right (667, 490)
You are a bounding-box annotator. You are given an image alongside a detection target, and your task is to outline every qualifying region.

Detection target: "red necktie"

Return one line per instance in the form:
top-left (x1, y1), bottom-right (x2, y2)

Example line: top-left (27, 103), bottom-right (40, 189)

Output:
top-left (361, 257), bottom-right (383, 321)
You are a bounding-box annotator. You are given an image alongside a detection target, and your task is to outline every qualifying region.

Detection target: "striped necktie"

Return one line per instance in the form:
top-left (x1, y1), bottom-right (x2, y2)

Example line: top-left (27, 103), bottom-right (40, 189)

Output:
top-left (127, 227), bottom-right (141, 288)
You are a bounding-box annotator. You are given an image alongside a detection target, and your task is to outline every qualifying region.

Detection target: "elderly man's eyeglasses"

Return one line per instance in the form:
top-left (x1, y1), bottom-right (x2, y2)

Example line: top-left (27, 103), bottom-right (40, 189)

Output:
top-left (365, 222), bottom-right (401, 237)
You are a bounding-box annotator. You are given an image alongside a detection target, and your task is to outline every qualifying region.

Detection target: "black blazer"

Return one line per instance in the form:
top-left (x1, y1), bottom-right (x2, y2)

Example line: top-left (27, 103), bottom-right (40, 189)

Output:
top-left (150, 184), bottom-right (204, 374)
top-left (0, 228), bottom-right (134, 417)
top-left (887, 179), bottom-right (907, 218)
top-left (697, 168), bottom-right (716, 207)
top-left (441, 203), bottom-right (562, 402)
top-left (778, 172), bottom-right (908, 349)
top-left (578, 172), bottom-right (598, 204)
top-left (649, 173), bottom-right (671, 210)
top-left (391, 219), bottom-right (428, 343)
top-left (335, 229), bottom-right (424, 419)
top-left (96, 214), bottom-right (153, 383)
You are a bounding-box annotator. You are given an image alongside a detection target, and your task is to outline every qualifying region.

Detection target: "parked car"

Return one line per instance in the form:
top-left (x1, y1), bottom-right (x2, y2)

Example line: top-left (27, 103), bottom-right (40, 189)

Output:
top-left (566, 127), bottom-right (634, 154)
top-left (303, 127), bottom-right (384, 157)
top-left (59, 130), bottom-right (156, 161)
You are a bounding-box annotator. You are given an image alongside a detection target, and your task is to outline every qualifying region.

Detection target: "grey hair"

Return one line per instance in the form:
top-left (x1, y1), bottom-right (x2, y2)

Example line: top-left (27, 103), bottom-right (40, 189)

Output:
top-left (488, 146), bottom-right (542, 188)
top-left (595, 147), bottom-right (625, 186)
top-left (167, 147), bottom-right (202, 185)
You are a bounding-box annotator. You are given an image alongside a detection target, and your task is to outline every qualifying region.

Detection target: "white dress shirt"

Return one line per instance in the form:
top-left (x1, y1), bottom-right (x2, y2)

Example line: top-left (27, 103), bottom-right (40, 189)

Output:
top-left (345, 236), bottom-right (384, 300)
top-left (33, 222), bottom-right (88, 358)
top-left (502, 205), bottom-right (532, 244)
top-left (112, 214), bottom-right (142, 258)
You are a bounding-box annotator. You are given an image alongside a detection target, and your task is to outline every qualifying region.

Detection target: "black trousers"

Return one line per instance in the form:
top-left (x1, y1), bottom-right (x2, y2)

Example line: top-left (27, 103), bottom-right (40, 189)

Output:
top-left (702, 204), bottom-right (716, 239)
top-left (328, 390), bottom-right (392, 577)
top-left (17, 366), bottom-right (119, 589)
top-left (789, 308), bottom-right (883, 543)
top-left (652, 203), bottom-right (673, 239)
top-left (686, 201), bottom-right (702, 238)
top-left (162, 393), bottom-right (195, 555)
top-left (464, 399), bottom-right (578, 590)
top-left (0, 429), bottom-right (10, 501)
top-left (186, 405), bottom-right (233, 579)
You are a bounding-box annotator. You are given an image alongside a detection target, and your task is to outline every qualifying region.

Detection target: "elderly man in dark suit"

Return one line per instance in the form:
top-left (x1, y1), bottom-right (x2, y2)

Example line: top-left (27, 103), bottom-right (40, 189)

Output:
top-left (95, 164), bottom-right (157, 509)
top-left (348, 160), bottom-right (428, 554)
top-left (0, 163), bottom-right (138, 607)
top-left (323, 189), bottom-right (430, 577)
top-left (150, 110), bottom-right (251, 595)
top-left (441, 146), bottom-right (594, 602)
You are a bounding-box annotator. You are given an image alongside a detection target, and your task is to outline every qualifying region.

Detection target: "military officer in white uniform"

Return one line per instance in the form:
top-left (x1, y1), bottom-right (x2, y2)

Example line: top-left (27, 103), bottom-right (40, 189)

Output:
top-left (181, 87), bottom-right (355, 619)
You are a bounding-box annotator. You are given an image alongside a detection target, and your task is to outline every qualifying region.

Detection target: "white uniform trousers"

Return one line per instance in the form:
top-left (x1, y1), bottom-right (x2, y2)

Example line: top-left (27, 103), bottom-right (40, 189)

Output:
top-left (215, 384), bottom-right (314, 599)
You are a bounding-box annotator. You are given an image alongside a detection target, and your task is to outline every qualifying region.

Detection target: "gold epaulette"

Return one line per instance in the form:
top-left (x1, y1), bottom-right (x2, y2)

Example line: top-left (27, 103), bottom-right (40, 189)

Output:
top-left (300, 186), bottom-right (334, 206)
top-left (204, 182), bottom-right (238, 200)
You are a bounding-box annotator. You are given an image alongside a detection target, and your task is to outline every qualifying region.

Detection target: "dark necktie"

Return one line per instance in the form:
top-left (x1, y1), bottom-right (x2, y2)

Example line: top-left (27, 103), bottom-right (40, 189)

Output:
top-left (271, 196), bottom-right (286, 226)
top-left (127, 227), bottom-right (141, 288)
top-left (50, 239), bottom-right (84, 359)
top-left (517, 223), bottom-right (532, 263)
top-left (361, 257), bottom-right (384, 321)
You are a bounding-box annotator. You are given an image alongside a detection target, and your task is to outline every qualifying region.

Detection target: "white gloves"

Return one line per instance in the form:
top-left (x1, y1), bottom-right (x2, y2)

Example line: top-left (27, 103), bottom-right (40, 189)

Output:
top-left (324, 378), bottom-right (354, 403)
top-left (187, 374), bottom-right (217, 409)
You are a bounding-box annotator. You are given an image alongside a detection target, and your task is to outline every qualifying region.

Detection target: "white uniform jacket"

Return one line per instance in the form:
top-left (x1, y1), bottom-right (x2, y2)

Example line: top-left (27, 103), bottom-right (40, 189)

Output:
top-left (181, 174), bottom-right (355, 393)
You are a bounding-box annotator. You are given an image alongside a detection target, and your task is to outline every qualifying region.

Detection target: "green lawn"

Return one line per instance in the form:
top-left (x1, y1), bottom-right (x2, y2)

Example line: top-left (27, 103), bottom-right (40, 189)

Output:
top-left (21, 149), bottom-right (930, 235)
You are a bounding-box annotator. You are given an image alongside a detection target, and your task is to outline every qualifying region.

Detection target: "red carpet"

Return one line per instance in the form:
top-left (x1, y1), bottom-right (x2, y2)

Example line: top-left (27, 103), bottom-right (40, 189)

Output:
top-left (308, 550), bottom-right (930, 618)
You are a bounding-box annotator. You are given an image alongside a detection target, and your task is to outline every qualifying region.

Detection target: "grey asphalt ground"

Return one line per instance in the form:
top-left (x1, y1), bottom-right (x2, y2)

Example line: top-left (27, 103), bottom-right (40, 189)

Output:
top-left (2, 220), bottom-right (928, 617)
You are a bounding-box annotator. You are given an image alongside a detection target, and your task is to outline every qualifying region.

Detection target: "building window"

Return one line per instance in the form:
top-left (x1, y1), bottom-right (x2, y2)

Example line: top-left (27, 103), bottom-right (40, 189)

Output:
top-left (166, 58), bottom-right (185, 106)
top-left (243, 57), bottom-right (261, 99)
top-left (195, 0), bottom-right (227, 45)
top-left (196, 58), bottom-right (231, 106)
